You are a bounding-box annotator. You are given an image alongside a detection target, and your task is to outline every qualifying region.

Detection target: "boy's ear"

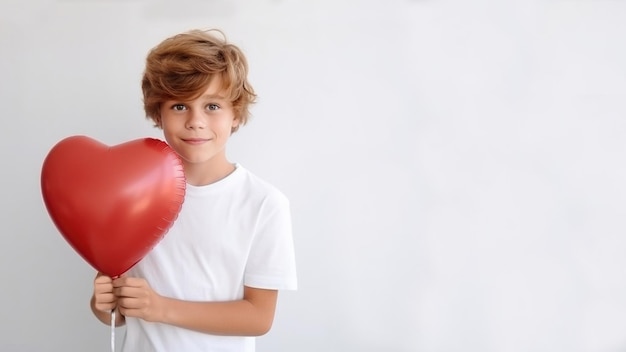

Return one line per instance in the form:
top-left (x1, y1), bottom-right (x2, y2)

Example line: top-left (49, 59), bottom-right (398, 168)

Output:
top-left (232, 117), bottom-right (240, 131)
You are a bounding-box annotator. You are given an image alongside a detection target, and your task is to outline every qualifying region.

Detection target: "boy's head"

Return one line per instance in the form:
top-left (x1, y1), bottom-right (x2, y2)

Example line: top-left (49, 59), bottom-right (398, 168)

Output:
top-left (142, 29), bottom-right (256, 133)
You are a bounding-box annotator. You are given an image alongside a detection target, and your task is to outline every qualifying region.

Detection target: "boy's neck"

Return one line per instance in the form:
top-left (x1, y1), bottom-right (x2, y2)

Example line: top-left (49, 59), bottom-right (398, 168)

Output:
top-left (183, 158), bottom-right (236, 186)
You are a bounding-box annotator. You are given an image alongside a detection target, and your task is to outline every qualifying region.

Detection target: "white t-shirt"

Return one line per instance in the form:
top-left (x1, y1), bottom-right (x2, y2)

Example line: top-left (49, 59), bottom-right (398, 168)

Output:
top-left (121, 164), bottom-right (297, 352)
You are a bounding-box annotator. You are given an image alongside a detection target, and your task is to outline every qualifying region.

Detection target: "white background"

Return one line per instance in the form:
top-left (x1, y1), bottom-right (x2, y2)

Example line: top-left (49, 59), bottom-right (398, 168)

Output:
top-left (1, 0), bottom-right (626, 351)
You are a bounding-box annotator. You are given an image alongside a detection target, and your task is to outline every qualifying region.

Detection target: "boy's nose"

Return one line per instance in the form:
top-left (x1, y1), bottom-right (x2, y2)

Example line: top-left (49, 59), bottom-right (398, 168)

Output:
top-left (185, 110), bottom-right (206, 129)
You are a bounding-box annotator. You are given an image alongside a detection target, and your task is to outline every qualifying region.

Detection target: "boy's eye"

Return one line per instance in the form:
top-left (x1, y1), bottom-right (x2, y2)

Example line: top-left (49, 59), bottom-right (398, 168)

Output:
top-left (172, 104), bottom-right (187, 111)
top-left (207, 104), bottom-right (220, 111)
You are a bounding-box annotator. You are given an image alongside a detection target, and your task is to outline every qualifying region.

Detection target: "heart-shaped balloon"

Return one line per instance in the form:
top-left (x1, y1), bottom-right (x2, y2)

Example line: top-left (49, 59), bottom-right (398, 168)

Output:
top-left (41, 136), bottom-right (186, 277)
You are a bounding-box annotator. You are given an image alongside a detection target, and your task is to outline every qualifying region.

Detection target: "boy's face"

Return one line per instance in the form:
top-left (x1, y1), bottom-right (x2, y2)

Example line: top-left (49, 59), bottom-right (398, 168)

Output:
top-left (159, 76), bottom-right (239, 170)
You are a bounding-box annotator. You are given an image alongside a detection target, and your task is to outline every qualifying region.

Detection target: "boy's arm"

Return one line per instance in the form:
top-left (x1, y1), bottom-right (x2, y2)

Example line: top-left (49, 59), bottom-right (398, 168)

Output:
top-left (162, 286), bottom-right (277, 336)
top-left (114, 277), bottom-right (277, 336)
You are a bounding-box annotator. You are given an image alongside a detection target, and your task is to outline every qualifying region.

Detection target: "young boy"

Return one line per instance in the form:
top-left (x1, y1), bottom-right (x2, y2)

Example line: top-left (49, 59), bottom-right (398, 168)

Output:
top-left (90, 29), bottom-right (298, 351)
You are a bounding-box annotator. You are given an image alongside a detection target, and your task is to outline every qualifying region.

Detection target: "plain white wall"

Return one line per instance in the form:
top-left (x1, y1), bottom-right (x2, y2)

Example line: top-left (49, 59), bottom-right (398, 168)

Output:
top-left (1, 0), bottom-right (626, 351)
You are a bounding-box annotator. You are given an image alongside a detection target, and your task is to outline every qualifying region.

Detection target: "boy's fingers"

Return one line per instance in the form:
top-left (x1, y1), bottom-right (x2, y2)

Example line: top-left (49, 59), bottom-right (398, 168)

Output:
top-left (114, 286), bottom-right (145, 298)
top-left (95, 303), bottom-right (116, 313)
top-left (94, 275), bottom-right (112, 284)
top-left (113, 277), bottom-right (145, 288)
top-left (96, 293), bottom-right (116, 303)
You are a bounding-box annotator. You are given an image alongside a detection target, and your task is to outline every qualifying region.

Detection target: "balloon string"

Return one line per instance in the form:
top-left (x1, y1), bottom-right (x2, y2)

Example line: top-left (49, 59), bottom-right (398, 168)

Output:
top-left (111, 309), bottom-right (116, 352)
top-left (110, 274), bottom-right (119, 352)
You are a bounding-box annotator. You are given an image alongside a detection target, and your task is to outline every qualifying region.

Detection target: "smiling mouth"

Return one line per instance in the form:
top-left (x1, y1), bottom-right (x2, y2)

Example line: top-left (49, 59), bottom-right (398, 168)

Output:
top-left (182, 138), bottom-right (210, 144)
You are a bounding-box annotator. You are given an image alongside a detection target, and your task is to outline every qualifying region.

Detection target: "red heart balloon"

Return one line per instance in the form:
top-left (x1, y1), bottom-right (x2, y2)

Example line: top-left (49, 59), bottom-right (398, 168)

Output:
top-left (41, 136), bottom-right (186, 277)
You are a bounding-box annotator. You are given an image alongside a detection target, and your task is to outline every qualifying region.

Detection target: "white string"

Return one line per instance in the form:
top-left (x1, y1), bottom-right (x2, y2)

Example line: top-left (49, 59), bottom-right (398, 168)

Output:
top-left (111, 309), bottom-right (116, 352)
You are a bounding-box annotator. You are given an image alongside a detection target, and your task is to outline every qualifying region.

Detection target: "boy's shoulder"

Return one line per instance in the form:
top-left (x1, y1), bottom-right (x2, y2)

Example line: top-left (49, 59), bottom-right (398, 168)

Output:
top-left (236, 164), bottom-right (289, 205)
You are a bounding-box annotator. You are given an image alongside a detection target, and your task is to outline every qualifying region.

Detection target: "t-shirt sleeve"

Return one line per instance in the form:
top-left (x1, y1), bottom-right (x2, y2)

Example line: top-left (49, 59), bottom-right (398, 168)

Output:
top-left (244, 191), bottom-right (298, 290)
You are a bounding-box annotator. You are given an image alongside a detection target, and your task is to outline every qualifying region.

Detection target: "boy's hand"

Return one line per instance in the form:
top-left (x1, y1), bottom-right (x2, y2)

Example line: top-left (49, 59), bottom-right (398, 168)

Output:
top-left (93, 272), bottom-right (117, 313)
top-left (113, 277), bottom-right (164, 323)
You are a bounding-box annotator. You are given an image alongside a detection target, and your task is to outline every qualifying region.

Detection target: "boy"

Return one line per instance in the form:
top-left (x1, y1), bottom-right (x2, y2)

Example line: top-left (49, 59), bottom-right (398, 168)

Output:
top-left (90, 29), bottom-right (298, 351)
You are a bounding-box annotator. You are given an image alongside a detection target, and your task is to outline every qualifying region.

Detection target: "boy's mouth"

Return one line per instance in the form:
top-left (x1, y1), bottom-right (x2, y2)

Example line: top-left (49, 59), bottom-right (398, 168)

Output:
top-left (182, 138), bottom-right (210, 144)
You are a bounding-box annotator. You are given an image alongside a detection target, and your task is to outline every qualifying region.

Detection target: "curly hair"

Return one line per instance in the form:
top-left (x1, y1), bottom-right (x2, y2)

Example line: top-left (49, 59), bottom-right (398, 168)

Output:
top-left (141, 29), bottom-right (256, 132)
